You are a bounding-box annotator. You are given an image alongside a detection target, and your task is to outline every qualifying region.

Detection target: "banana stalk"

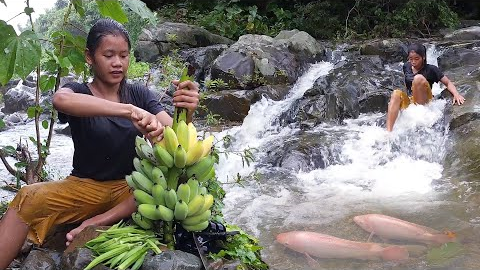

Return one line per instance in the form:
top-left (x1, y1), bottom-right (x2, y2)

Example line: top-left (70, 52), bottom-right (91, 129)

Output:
top-left (163, 221), bottom-right (175, 250)
top-left (172, 66), bottom-right (194, 132)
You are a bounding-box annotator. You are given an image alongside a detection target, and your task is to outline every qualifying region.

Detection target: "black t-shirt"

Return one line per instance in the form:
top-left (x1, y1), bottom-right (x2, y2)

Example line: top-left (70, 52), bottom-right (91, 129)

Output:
top-left (58, 82), bottom-right (163, 181)
top-left (403, 62), bottom-right (444, 95)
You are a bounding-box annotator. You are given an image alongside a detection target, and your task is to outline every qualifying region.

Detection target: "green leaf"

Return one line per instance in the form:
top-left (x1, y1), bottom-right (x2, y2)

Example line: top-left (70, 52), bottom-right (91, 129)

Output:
top-left (96, 0), bottom-right (128, 23)
top-left (2, 146), bottom-right (16, 155)
top-left (39, 75), bottom-right (56, 92)
top-left (24, 7), bottom-right (34, 16)
top-left (0, 26), bottom-right (41, 85)
top-left (41, 120), bottom-right (49, 129)
top-left (0, 119), bottom-right (5, 129)
top-left (27, 106), bottom-right (36, 118)
top-left (427, 242), bottom-right (463, 266)
top-left (72, 0), bottom-right (85, 17)
top-left (123, 0), bottom-right (156, 24)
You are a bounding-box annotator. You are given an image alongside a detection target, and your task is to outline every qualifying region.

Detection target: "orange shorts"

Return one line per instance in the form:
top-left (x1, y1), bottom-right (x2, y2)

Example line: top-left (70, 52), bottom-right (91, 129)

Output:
top-left (394, 83), bottom-right (433, 110)
top-left (8, 175), bottom-right (131, 245)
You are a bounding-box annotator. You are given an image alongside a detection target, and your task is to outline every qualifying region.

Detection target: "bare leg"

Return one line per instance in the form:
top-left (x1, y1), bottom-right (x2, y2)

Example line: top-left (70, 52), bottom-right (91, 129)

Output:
top-left (0, 209), bottom-right (29, 270)
top-left (66, 195), bottom-right (136, 246)
top-left (411, 75), bottom-right (429, 105)
top-left (386, 90), bottom-right (402, 132)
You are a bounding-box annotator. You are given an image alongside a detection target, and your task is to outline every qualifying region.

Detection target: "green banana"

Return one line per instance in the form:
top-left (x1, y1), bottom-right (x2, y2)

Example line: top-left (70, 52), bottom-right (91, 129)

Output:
top-left (196, 166), bottom-right (216, 183)
top-left (182, 209), bottom-right (211, 226)
top-left (164, 126), bottom-right (179, 156)
top-left (153, 143), bottom-right (174, 168)
top-left (133, 189), bottom-right (155, 205)
top-left (174, 145), bottom-right (187, 168)
top-left (151, 184), bottom-right (165, 206)
top-left (186, 155), bottom-right (214, 178)
top-left (174, 200), bottom-right (189, 221)
top-left (135, 135), bottom-right (148, 149)
top-left (156, 204), bottom-right (174, 222)
top-left (198, 186), bottom-right (207, 196)
top-left (133, 157), bottom-right (144, 175)
top-left (187, 194), bottom-right (205, 217)
top-left (176, 183), bottom-right (191, 204)
top-left (140, 159), bottom-right (154, 180)
top-left (185, 140), bottom-right (204, 166)
top-left (166, 167), bottom-right (182, 190)
top-left (187, 178), bottom-right (199, 202)
top-left (131, 212), bottom-right (153, 230)
top-left (131, 171), bottom-right (153, 193)
top-left (151, 167), bottom-right (167, 188)
top-left (164, 188), bottom-right (178, 210)
top-left (138, 204), bottom-right (162, 220)
top-left (140, 144), bottom-right (156, 164)
top-left (176, 120), bottom-right (190, 151)
top-left (125, 175), bottom-right (138, 190)
top-left (182, 220), bottom-right (209, 232)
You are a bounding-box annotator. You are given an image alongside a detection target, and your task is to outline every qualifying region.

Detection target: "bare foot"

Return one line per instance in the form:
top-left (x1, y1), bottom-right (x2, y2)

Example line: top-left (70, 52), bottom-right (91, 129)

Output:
top-left (65, 222), bottom-right (90, 246)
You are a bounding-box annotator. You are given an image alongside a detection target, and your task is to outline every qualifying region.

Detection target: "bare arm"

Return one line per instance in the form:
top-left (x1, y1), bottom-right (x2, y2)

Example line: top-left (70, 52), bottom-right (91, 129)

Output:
top-left (440, 76), bottom-right (465, 105)
top-left (53, 88), bottom-right (133, 118)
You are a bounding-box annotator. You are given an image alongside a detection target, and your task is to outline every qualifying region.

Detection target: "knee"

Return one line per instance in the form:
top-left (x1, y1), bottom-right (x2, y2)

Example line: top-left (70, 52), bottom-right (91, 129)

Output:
top-left (390, 90), bottom-right (402, 103)
top-left (413, 74), bottom-right (427, 85)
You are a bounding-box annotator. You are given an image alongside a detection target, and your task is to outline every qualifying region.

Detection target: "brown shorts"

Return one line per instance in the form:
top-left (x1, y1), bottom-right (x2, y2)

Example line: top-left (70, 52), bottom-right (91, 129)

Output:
top-left (394, 82), bottom-right (433, 110)
top-left (8, 175), bottom-right (131, 245)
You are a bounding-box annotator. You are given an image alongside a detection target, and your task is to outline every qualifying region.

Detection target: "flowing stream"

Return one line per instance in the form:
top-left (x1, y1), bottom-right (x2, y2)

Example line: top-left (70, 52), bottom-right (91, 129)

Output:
top-left (1, 47), bottom-right (478, 269)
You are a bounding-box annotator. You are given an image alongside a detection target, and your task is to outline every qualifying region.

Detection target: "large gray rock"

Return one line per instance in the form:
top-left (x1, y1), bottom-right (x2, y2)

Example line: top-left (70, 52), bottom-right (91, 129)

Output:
top-left (135, 22), bottom-right (233, 63)
top-left (444, 26), bottom-right (480, 40)
top-left (2, 85), bottom-right (36, 114)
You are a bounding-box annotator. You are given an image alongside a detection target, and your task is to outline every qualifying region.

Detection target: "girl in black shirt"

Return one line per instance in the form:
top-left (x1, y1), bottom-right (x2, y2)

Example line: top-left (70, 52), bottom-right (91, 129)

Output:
top-left (386, 43), bottom-right (465, 131)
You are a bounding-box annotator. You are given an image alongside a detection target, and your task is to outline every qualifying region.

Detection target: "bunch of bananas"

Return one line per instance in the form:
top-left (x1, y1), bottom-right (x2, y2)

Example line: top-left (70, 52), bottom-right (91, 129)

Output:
top-left (126, 121), bottom-right (216, 233)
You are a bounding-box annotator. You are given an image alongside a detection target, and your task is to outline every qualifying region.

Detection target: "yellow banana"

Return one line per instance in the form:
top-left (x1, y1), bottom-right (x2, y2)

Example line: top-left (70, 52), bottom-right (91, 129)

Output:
top-left (153, 144), bottom-right (174, 168)
top-left (151, 167), bottom-right (167, 189)
top-left (176, 120), bottom-right (190, 152)
top-left (174, 200), bottom-right (189, 221)
top-left (163, 126), bottom-right (179, 156)
top-left (182, 209), bottom-right (211, 226)
top-left (164, 188), bottom-right (178, 210)
top-left (185, 140), bottom-right (204, 166)
top-left (186, 155), bottom-right (214, 178)
top-left (131, 171), bottom-right (153, 193)
top-left (187, 194), bottom-right (205, 217)
top-left (199, 193), bottom-right (214, 213)
top-left (156, 137), bottom-right (166, 149)
top-left (138, 204), bottom-right (162, 221)
top-left (187, 178), bottom-right (199, 202)
top-left (151, 184), bottom-right (165, 206)
top-left (176, 183), bottom-right (191, 204)
top-left (182, 220), bottom-right (209, 232)
top-left (187, 122), bottom-right (198, 147)
top-left (201, 135), bottom-right (214, 157)
top-left (133, 189), bottom-right (155, 205)
top-left (131, 212), bottom-right (153, 230)
top-left (174, 145), bottom-right (187, 169)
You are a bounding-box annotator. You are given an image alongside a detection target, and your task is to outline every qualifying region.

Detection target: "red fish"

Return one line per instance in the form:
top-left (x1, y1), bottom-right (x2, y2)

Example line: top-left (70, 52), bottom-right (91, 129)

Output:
top-left (353, 214), bottom-right (456, 245)
top-left (276, 231), bottom-right (409, 261)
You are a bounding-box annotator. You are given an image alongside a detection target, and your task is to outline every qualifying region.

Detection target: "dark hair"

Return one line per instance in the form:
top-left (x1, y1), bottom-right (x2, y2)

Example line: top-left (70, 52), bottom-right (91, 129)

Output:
top-left (86, 18), bottom-right (131, 54)
top-left (86, 18), bottom-right (131, 103)
top-left (407, 43), bottom-right (427, 64)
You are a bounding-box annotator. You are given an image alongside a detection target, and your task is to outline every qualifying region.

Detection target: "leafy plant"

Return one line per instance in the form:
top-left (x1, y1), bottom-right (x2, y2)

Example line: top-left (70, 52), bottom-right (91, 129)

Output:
top-left (209, 224), bottom-right (268, 270)
top-left (128, 55), bottom-right (151, 79)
